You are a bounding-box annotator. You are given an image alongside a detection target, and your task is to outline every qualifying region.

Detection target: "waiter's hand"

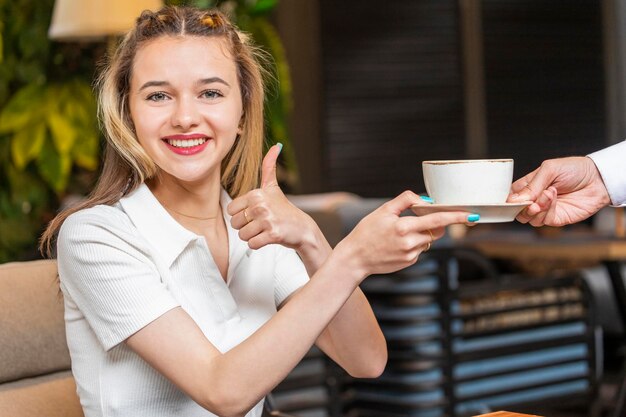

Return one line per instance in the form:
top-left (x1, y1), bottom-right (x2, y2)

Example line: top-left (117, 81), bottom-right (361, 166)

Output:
top-left (508, 156), bottom-right (611, 226)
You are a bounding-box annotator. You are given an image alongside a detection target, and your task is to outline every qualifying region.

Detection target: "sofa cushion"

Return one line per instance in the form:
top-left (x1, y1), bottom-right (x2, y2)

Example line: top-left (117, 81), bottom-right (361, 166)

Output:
top-left (0, 370), bottom-right (83, 417)
top-left (0, 260), bottom-right (71, 383)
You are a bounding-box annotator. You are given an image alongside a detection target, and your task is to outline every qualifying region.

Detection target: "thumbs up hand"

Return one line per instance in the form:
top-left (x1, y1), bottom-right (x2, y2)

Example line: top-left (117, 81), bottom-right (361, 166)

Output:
top-left (228, 144), bottom-right (320, 251)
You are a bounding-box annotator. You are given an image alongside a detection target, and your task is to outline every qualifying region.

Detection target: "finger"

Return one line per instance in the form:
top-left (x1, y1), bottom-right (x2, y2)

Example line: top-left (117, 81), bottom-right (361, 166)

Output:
top-left (412, 226), bottom-right (446, 242)
top-left (523, 187), bottom-right (557, 227)
top-left (407, 210), bottom-right (477, 231)
top-left (412, 227), bottom-right (445, 251)
top-left (230, 209), bottom-right (250, 230)
top-left (261, 143), bottom-right (282, 188)
top-left (413, 195), bottom-right (435, 206)
top-left (428, 226), bottom-right (446, 241)
top-left (515, 205), bottom-right (534, 224)
top-left (248, 232), bottom-right (276, 250)
top-left (537, 187), bottom-right (560, 226)
top-left (535, 186), bottom-right (556, 211)
top-left (238, 219), bottom-right (264, 242)
top-left (529, 189), bottom-right (555, 227)
top-left (383, 190), bottom-right (422, 215)
top-left (395, 218), bottom-right (445, 241)
top-left (524, 185), bottom-right (556, 218)
top-left (513, 161), bottom-right (561, 204)
top-left (510, 169), bottom-right (538, 194)
top-left (227, 196), bottom-right (249, 217)
top-left (508, 169), bottom-right (539, 202)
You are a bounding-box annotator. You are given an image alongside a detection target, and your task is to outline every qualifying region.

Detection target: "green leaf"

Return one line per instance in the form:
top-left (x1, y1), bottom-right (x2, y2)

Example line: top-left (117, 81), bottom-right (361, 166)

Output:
top-left (249, 0), bottom-right (278, 15)
top-left (7, 164), bottom-right (48, 209)
top-left (0, 83), bottom-right (42, 133)
top-left (37, 138), bottom-right (71, 193)
top-left (72, 131), bottom-right (100, 171)
top-left (10, 122), bottom-right (46, 169)
top-left (0, 212), bottom-right (37, 251)
top-left (249, 18), bottom-right (292, 112)
top-left (69, 80), bottom-right (96, 107)
top-left (189, 0), bottom-right (214, 9)
top-left (47, 112), bottom-right (77, 154)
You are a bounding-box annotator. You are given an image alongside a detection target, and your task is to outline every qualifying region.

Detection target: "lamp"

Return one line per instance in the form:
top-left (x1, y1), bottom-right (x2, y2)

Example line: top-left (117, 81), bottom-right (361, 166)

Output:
top-left (48, 0), bottom-right (163, 41)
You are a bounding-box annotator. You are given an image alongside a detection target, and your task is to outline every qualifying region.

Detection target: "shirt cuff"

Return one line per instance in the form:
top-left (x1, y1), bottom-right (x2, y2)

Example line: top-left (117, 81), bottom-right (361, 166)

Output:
top-left (588, 141), bottom-right (626, 207)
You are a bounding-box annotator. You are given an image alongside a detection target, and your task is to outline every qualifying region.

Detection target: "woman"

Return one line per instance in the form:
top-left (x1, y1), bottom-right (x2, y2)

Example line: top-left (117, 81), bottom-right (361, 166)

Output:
top-left (41, 6), bottom-right (476, 417)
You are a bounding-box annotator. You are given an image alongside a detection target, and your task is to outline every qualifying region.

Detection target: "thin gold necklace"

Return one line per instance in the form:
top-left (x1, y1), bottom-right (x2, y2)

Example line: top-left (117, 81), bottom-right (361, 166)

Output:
top-left (163, 205), bottom-right (220, 221)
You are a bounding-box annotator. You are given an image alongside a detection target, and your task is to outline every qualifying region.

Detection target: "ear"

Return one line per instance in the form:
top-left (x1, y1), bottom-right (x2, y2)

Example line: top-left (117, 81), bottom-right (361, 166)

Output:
top-left (238, 112), bottom-right (245, 134)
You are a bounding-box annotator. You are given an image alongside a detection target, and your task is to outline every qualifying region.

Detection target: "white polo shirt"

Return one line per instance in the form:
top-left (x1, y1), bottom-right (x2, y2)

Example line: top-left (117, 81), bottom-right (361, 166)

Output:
top-left (56, 184), bottom-right (310, 417)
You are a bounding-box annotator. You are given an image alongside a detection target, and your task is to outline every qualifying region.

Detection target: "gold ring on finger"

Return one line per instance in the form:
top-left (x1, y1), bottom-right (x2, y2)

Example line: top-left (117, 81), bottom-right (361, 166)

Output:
top-left (243, 208), bottom-right (251, 224)
top-left (424, 241), bottom-right (431, 252)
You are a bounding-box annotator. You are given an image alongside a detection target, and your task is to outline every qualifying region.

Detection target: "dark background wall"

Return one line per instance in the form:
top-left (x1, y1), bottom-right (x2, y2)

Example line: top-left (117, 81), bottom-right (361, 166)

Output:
top-left (277, 0), bottom-right (607, 198)
top-left (482, 0), bottom-right (605, 176)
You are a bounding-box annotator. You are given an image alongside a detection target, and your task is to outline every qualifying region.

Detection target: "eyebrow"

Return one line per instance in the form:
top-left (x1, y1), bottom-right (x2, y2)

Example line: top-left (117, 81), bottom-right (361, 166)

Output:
top-left (138, 77), bottom-right (230, 91)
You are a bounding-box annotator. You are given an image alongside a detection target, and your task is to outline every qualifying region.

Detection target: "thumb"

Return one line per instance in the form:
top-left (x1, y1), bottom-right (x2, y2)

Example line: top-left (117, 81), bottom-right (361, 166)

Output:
top-left (261, 143), bottom-right (282, 188)
top-left (383, 191), bottom-right (421, 215)
top-left (509, 164), bottom-right (556, 203)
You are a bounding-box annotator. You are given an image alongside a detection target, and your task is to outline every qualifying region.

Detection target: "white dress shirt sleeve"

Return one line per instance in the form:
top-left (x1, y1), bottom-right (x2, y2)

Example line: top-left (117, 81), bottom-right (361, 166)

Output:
top-left (57, 207), bottom-right (180, 351)
top-left (588, 140), bottom-right (626, 207)
top-left (272, 245), bottom-right (310, 306)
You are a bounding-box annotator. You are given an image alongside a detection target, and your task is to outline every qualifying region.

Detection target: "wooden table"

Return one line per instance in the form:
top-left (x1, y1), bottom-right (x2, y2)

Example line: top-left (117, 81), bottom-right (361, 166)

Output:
top-left (462, 229), bottom-right (626, 328)
top-left (465, 230), bottom-right (626, 265)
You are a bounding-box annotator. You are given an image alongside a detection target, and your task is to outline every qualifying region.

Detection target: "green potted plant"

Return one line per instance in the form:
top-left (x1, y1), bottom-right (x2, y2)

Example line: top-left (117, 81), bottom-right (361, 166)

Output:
top-left (0, 0), bottom-right (101, 262)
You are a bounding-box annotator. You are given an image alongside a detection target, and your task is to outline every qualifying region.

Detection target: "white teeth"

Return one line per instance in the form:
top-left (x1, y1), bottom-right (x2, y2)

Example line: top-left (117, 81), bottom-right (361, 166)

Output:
top-left (166, 138), bottom-right (207, 148)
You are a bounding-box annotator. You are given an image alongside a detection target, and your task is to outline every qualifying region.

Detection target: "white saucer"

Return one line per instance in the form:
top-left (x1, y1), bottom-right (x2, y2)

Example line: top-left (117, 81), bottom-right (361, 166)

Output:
top-left (410, 202), bottom-right (531, 223)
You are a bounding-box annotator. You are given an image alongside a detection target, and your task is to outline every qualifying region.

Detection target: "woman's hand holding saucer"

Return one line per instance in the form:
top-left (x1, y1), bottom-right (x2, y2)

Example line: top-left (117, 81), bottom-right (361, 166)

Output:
top-left (336, 191), bottom-right (475, 279)
top-left (228, 144), bottom-right (320, 251)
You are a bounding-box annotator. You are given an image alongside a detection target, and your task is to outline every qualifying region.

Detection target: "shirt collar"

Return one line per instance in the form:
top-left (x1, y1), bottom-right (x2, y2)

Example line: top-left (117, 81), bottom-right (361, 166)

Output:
top-left (119, 184), bottom-right (242, 268)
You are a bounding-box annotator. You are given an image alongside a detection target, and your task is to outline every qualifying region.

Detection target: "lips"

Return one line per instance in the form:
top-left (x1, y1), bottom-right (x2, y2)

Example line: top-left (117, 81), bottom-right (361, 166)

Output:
top-left (162, 134), bottom-right (210, 155)
top-left (165, 137), bottom-right (207, 148)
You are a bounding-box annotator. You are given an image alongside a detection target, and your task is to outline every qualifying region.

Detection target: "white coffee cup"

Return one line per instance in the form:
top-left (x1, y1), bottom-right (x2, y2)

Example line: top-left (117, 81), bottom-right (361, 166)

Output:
top-left (422, 159), bottom-right (514, 205)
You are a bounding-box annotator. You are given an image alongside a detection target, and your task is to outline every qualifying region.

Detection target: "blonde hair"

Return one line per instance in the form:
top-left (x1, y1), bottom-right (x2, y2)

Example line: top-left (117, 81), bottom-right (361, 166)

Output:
top-left (40, 6), bottom-right (268, 256)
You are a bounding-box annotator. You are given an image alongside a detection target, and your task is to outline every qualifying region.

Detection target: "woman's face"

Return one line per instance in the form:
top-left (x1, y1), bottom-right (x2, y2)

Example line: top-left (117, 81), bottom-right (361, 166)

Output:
top-left (129, 35), bottom-right (243, 185)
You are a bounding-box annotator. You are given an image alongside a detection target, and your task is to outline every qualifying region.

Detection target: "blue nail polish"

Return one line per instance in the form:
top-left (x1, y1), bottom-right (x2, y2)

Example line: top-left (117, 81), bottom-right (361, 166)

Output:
top-left (468, 214), bottom-right (480, 222)
top-left (277, 142), bottom-right (283, 154)
top-left (420, 195), bottom-right (434, 203)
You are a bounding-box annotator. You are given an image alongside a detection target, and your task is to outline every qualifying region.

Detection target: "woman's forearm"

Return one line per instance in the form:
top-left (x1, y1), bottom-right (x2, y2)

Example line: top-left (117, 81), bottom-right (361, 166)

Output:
top-left (294, 224), bottom-right (387, 378)
top-left (213, 248), bottom-right (364, 413)
top-left (294, 218), bottom-right (333, 275)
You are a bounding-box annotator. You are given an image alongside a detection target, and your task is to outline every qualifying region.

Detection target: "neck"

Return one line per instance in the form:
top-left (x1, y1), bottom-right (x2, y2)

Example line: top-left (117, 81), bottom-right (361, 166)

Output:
top-left (148, 173), bottom-right (222, 222)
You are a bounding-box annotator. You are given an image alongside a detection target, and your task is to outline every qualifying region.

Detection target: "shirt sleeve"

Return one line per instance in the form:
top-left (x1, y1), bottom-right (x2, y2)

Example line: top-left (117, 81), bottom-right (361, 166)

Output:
top-left (57, 207), bottom-right (180, 351)
top-left (273, 245), bottom-right (310, 307)
top-left (588, 140), bottom-right (626, 207)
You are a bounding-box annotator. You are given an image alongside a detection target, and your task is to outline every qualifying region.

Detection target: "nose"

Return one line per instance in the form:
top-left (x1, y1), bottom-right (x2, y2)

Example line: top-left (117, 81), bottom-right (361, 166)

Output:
top-left (171, 96), bottom-right (200, 130)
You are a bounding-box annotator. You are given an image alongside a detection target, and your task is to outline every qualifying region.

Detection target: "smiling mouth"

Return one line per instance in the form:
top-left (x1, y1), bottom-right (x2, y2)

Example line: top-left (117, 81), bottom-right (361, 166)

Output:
top-left (164, 138), bottom-right (208, 148)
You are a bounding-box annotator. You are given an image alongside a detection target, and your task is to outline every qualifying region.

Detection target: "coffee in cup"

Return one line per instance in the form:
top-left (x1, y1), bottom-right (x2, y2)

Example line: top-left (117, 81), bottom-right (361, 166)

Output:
top-left (422, 159), bottom-right (513, 205)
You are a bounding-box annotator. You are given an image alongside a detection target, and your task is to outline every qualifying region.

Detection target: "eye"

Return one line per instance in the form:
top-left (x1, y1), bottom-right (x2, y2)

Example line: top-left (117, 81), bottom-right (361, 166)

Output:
top-left (146, 92), bottom-right (169, 102)
top-left (201, 89), bottom-right (223, 99)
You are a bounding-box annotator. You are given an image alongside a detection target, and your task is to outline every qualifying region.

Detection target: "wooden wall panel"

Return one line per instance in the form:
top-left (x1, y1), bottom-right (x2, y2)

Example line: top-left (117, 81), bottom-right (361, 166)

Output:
top-left (315, 0), bottom-right (605, 196)
top-left (482, 0), bottom-right (605, 179)
top-left (319, 0), bottom-right (465, 197)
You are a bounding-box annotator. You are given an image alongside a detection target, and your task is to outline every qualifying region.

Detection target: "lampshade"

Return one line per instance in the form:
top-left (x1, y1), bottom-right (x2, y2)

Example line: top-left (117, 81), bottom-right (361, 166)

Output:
top-left (48, 0), bottom-right (163, 40)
